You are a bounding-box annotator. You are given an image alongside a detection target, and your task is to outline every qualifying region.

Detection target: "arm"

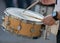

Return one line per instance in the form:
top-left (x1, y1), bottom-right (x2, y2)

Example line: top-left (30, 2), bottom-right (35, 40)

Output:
top-left (57, 11), bottom-right (60, 20)
top-left (43, 11), bottom-right (60, 26)
top-left (40, 0), bottom-right (55, 5)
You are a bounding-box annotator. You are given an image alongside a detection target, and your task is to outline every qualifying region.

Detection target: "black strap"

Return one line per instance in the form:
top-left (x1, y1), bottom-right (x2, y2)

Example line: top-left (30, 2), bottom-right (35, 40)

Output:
top-left (52, 11), bottom-right (58, 21)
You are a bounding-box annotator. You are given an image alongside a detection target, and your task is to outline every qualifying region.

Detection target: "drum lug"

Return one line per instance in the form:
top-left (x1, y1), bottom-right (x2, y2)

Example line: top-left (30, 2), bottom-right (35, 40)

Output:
top-left (17, 26), bottom-right (21, 30)
top-left (30, 29), bottom-right (35, 33)
top-left (10, 27), bottom-right (14, 33)
top-left (22, 19), bottom-right (27, 23)
top-left (2, 16), bottom-right (5, 21)
top-left (6, 21), bottom-right (10, 25)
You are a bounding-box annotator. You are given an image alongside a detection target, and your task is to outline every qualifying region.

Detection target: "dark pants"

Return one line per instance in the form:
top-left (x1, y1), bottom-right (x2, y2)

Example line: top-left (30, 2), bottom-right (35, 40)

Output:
top-left (17, 0), bottom-right (32, 8)
top-left (57, 30), bottom-right (60, 43)
top-left (17, 0), bottom-right (25, 8)
top-left (4, 0), bottom-right (15, 7)
top-left (25, 0), bottom-right (32, 7)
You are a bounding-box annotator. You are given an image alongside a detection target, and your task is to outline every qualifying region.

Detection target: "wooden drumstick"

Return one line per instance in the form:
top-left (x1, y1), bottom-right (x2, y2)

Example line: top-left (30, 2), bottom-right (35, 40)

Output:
top-left (23, 0), bottom-right (39, 12)
top-left (23, 14), bottom-right (43, 21)
top-left (22, 0), bottom-right (42, 20)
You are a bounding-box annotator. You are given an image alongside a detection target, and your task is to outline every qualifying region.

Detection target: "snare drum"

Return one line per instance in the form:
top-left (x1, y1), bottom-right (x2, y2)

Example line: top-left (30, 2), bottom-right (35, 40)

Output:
top-left (2, 8), bottom-right (44, 38)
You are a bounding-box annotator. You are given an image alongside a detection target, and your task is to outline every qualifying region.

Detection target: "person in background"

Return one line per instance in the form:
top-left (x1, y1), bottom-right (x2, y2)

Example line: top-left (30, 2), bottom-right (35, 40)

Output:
top-left (3, 0), bottom-right (15, 8)
top-left (17, 0), bottom-right (24, 8)
top-left (4, 0), bottom-right (33, 9)
top-left (17, 0), bottom-right (32, 8)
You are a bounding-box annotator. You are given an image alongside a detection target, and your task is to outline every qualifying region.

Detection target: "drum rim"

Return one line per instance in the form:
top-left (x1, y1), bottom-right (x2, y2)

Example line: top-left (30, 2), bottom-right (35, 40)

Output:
top-left (4, 8), bottom-right (43, 24)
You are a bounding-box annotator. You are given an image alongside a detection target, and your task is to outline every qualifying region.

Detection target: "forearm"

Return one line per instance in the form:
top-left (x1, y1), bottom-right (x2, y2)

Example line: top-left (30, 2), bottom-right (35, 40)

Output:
top-left (57, 11), bottom-right (60, 20)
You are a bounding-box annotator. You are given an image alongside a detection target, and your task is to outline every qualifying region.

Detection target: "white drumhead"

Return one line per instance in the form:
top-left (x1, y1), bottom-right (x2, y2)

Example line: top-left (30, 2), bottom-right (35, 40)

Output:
top-left (4, 8), bottom-right (44, 23)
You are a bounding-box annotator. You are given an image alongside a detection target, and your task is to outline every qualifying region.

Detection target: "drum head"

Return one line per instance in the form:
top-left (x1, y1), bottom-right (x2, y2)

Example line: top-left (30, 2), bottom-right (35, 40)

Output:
top-left (4, 8), bottom-right (44, 23)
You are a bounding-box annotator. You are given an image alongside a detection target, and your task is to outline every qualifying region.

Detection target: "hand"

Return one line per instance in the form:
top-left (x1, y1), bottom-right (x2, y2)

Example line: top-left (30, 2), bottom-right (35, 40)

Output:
top-left (43, 15), bottom-right (56, 26)
top-left (40, 0), bottom-right (55, 5)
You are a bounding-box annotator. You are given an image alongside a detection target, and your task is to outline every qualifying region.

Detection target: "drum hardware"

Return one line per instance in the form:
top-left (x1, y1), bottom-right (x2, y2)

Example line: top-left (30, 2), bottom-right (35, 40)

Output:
top-left (27, 20), bottom-right (31, 24)
top-left (20, 20), bottom-right (22, 30)
top-left (6, 21), bottom-right (10, 26)
top-left (5, 17), bottom-right (10, 29)
top-left (2, 25), bottom-right (11, 32)
top-left (17, 19), bottom-right (22, 32)
top-left (2, 16), bottom-right (5, 21)
top-left (30, 23), bottom-right (41, 38)
top-left (4, 16), bottom-right (10, 26)
top-left (7, 15), bottom-right (11, 26)
top-left (17, 26), bottom-right (21, 31)
top-left (30, 28), bottom-right (35, 33)
top-left (9, 14), bottom-right (17, 20)
top-left (10, 27), bottom-right (18, 34)
top-left (21, 19), bottom-right (27, 23)
top-left (1, 23), bottom-right (6, 30)
top-left (11, 27), bottom-right (15, 30)
top-left (15, 20), bottom-right (22, 35)
top-left (4, 11), bottom-right (10, 16)
top-left (7, 29), bottom-right (14, 34)
top-left (4, 15), bottom-right (10, 26)
top-left (0, 24), bottom-right (6, 31)
top-left (38, 25), bottom-right (45, 36)
top-left (10, 15), bottom-right (15, 18)
top-left (26, 20), bottom-right (34, 24)
top-left (1, 24), bottom-right (12, 33)
top-left (30, 23), bottom-right (35, 33)
top-left (1, 27), bottom-right (6, 31)
top-left (10, 29), bottom-right (14, 33)
top-left (9, 14), bottom-right (19, 19)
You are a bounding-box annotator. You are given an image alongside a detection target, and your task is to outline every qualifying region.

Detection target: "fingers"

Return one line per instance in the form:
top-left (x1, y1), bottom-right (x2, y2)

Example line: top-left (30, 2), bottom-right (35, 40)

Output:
top-left (43, 19), bottom-right (55, 26)
top-left (42, 15), bottom-right (56, 26)
top-left (48, 20), bottom-right (56, 26)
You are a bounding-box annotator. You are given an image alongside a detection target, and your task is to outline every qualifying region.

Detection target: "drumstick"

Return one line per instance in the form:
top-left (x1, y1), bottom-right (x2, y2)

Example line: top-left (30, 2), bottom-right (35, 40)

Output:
top-left (22, 0), bottom-right (41, 20)
top-left (23, 0), bottom-right (39, 12)
top-left (23, 14), bottom-right (43, 21)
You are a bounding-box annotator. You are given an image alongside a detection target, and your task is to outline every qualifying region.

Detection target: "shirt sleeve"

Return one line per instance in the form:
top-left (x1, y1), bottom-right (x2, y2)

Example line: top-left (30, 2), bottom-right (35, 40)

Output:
top-left (54, 0), bottom-right (60, 11)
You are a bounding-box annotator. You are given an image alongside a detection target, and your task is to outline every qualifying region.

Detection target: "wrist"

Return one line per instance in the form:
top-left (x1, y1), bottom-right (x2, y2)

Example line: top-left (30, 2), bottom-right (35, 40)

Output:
top-left (52, 11), bottom-right (58, 21)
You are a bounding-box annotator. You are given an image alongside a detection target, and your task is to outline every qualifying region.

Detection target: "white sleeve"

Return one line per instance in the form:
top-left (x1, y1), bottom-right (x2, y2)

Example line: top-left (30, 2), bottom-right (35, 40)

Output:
top-left (54, 0), bottom-right (60, 11)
